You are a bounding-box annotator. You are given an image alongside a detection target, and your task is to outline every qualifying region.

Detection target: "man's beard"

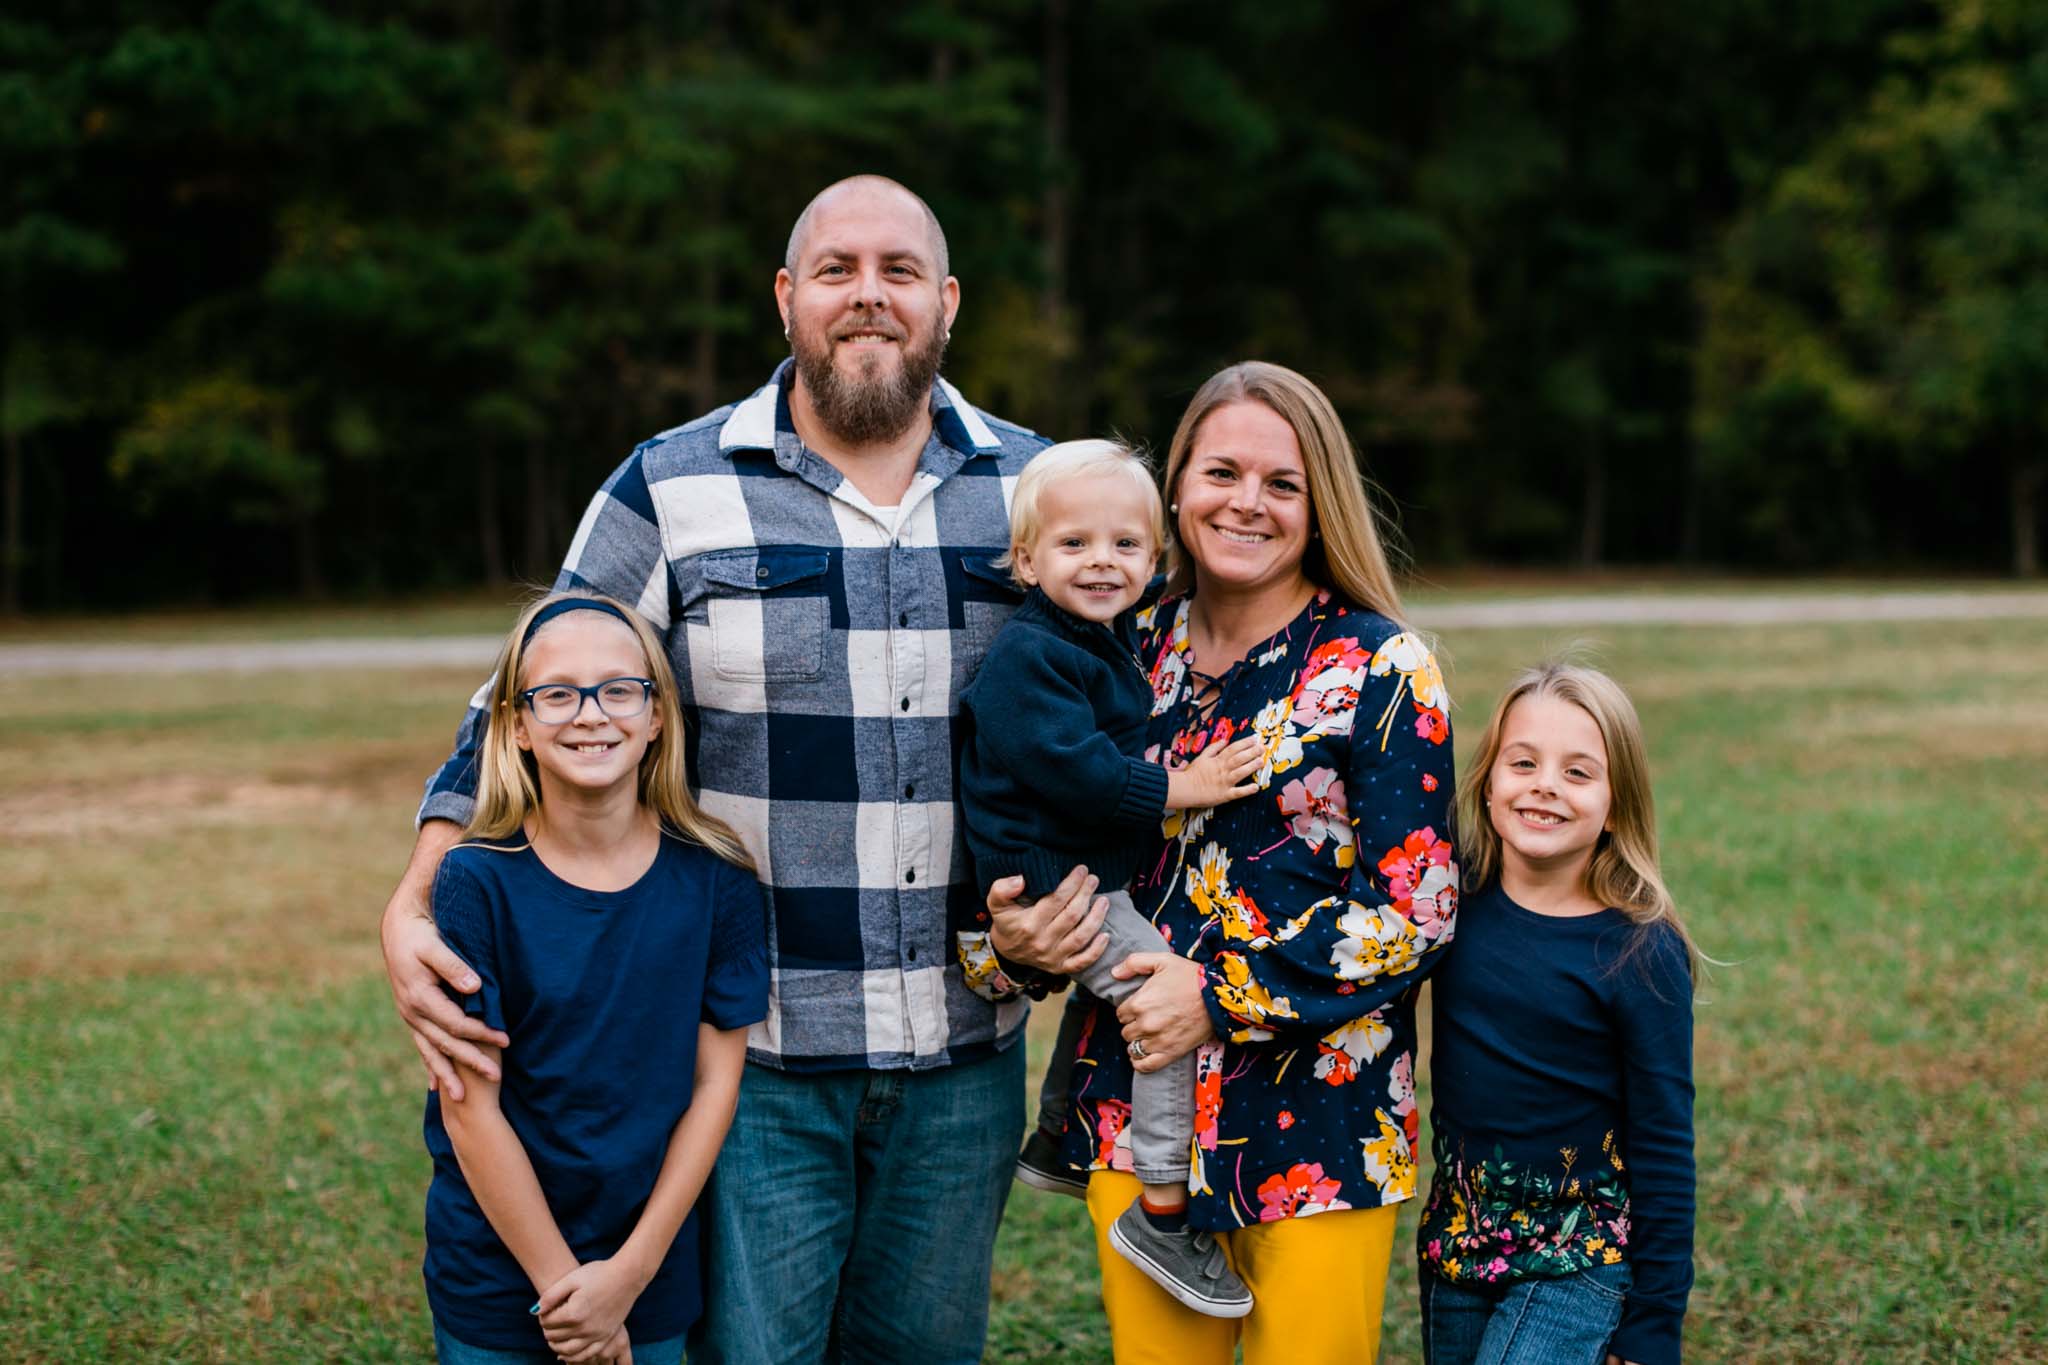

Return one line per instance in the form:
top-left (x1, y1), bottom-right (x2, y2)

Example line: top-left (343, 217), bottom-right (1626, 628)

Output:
top-left (792, 321), bottom-right (948, 447)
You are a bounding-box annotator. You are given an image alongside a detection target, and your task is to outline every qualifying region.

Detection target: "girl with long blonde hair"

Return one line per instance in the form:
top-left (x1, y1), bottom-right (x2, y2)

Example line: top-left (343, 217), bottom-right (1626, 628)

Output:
top-left (419, 593), bottom-right (765, 1365)
top-left (1418, 659), bottom-right (1697, 1365)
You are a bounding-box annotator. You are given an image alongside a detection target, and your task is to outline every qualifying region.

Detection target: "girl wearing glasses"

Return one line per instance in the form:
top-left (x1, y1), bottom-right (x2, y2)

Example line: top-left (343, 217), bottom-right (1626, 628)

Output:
top-left (419, 592), bottom-right (767, 1365)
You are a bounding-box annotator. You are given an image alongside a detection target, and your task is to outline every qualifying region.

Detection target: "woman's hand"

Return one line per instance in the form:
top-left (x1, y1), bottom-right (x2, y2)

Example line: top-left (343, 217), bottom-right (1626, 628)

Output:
top-left (986, 866), bottom-right (1110, 974)
top-left (1111, 952), bottom-right (1217, 1072)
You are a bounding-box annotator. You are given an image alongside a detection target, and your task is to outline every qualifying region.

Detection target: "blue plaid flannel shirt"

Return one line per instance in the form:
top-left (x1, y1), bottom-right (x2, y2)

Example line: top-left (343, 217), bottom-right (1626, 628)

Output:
top-left (420, 360), bottom-right (1050, 1071)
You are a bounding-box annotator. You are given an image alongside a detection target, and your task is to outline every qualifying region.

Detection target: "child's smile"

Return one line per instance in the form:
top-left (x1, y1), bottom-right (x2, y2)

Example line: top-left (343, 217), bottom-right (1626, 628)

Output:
top-left (1487, 693), bottom-right (1613, 877)
top-left (515, 616), bottom-right (661, 796)
top-left (1013, 469), bottom-right (1159, 624)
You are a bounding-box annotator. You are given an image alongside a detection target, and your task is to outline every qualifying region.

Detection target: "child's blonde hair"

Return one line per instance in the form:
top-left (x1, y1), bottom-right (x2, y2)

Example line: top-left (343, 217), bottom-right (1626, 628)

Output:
top-left (996, 438), bottom-right (1165, 585)
top-left (465, 591), bottom-right (752, 870)
top-left (1457, 658), bottom-right (1700, 986)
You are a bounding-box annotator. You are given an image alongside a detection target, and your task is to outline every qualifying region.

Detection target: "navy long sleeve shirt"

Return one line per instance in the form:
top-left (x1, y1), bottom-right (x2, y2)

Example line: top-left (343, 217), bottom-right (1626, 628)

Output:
top-left (1418, 880), bottom-right (1696, 1365)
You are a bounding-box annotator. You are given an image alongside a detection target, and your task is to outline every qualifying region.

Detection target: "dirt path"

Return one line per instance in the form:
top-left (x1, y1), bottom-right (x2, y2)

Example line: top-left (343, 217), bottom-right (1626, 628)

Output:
top-left (3, 590), bottom-right (2045, 676)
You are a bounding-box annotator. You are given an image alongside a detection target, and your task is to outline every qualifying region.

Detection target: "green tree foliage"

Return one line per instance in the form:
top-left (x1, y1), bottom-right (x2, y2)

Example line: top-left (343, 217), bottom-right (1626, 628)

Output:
top-left (1, 0), bottom-right (2039, 608)
top-left (1699, 0), bottom-right (2048, 574)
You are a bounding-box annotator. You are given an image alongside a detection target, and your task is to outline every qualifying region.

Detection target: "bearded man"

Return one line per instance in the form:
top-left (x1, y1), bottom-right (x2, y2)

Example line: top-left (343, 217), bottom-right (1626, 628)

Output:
top-left (380, 176), bottom-right (1104, 1362)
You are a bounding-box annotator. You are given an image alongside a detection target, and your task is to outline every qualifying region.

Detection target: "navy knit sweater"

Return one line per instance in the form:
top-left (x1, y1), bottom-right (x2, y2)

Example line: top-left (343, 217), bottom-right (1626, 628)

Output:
top-left (1419, 880), bottom-right (1697, 1365)
top-left (957, 587), bottom-right (1171, 898)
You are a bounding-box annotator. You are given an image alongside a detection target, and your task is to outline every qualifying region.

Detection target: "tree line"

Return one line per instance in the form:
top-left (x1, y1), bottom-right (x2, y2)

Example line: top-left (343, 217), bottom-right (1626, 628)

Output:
top-left (4, 0), bottom-right (2043, 612)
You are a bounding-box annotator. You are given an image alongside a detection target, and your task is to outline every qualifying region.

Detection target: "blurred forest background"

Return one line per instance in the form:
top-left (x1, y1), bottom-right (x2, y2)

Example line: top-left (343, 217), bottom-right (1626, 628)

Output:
top-left (5, 0), bottom-right (2047, 614)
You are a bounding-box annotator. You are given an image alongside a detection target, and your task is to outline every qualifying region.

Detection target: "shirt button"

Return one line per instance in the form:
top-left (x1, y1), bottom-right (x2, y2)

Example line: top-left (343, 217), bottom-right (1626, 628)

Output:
top-left (904, 784), bottom-right (915, 799)
top-left (905, 869), bottom-right (916, 884)
top-left (756, 566), bottom-right (769, 580)
top-left (907, 945), bottom-right (919, 962)
top-left (899, 611), bottom-right (909, 627)
top-left (900, 697), bottom-right (910, 711)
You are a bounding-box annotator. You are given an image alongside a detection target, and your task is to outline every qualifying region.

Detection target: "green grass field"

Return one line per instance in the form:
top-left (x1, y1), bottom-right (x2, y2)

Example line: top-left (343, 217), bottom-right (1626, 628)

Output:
top-left (3, 601), bottom-right (2045, 1362)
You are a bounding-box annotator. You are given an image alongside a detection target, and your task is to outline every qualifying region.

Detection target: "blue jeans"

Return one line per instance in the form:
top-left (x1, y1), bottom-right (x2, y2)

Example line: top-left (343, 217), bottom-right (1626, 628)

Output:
top-left (1419, 1262), bottom-right (1632, 1365)
top-left (433, 1321), bottom-right (685, 1365)
top-left (689, 1044), bottom-right (1026, 1365)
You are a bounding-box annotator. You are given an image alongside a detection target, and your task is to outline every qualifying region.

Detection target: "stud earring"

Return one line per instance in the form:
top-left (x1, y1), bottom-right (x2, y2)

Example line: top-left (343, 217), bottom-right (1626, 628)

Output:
top-left (1169, 502), bottom-right (1179, 514)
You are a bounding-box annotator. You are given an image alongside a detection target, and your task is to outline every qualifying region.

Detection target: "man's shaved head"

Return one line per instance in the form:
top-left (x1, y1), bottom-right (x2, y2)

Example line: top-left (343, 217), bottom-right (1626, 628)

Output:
top-left (784, 175), bottom-right (950, 278)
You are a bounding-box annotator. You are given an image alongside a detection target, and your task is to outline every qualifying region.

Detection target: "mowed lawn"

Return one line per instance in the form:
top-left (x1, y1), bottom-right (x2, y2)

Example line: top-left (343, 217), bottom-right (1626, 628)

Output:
top-left (2, 605), bottom-right (2044, 1362)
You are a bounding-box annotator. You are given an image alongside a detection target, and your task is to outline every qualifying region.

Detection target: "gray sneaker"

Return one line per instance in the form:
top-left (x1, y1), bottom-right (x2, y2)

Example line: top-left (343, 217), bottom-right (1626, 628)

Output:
top-left (1014, 1128), bottom-right (1089, 1199)
top-left (1106, 1199), bottom-right (1253, 1319)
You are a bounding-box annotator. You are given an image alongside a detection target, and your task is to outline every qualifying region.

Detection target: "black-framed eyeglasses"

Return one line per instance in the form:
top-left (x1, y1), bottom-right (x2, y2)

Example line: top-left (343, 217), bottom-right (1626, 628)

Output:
top-left (517, 677), bottom-right (655, 725)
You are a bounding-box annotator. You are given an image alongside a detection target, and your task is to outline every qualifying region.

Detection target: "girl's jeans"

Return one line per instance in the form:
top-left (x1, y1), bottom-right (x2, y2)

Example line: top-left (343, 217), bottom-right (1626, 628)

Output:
top-left (432, 1322), bottom-right (685, 1365)
top-left (1031, 889), bottom-right (1195, 1187)
top-left (1419, 1260), bottom-right (1632, 1365)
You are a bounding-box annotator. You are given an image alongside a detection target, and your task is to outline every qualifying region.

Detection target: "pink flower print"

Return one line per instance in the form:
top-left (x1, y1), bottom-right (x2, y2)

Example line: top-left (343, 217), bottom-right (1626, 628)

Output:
top-left (1094, 1099), bottom-right (1130, 1168)
top-left (1193, 1045), bottom-right (1224, 1152)
top-left (1277, 767), bottom-right (1349, 854)
top-left (1378, 826), bottom-right (1457, 937)
top-left (1389, 1053), bottom-right (1416, 1119)
top-left (1488, 1257), bottom-right (1510, 1276)
top-left (1421, 772), bottom-right (1439, 792)
top-left (1413, 703), bottom-right (1449, 746)
top-left (1288, 637), bottom-right (1369, 737)
top-left (1254, 1161), bottom-right (1351, 1222)
top-left (1277, 1110), bottom-right (1295, 1130)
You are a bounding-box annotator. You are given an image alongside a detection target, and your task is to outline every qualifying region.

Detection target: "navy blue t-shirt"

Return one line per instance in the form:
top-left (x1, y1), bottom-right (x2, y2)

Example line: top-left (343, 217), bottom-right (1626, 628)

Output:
top-left (421, 831), bottom-right (768, 1352)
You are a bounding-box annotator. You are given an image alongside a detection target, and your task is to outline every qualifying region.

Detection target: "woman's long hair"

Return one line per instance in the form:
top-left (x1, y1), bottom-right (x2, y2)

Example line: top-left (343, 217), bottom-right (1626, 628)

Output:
top-left (465, 591), bottom-right (752, 870)
top-left (1456, 659), bottom-right (1701, 986)
top-left (1159, 360), bottom-right (1406, 623)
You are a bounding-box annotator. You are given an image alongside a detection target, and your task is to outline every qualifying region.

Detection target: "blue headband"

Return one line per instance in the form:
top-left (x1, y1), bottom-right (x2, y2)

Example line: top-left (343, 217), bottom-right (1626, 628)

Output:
top-left (521, 597), bottom-right (636, 646)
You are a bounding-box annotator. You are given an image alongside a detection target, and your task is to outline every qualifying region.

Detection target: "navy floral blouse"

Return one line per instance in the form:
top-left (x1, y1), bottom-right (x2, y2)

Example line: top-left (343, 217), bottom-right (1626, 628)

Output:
top-left (1053, 588), bottom-right (1458, 1229)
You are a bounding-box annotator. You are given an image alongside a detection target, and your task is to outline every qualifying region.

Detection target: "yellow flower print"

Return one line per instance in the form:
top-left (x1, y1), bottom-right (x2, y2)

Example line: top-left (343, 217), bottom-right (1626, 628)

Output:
top-left (1367, 631), bottom-right (1451, 752)
top-left (1251, 695), bottom-right (1302, 780)
top-left (1218, 887), bottom-right (1276, 948)
top-left (955, 932), bottom-right (1017, 1002)
top-left (1602, 1247), bottom-right (1623, 1265)
top-left (1271, 896), bottom-right (1331, 944)
top-left (1358, 1107), bottom-right (1416, 1199)
top-left (1186, 843), bottom-right (1234, 925)
top-left (1211, 951), bottom-right (1294, 1039)
top-left (1328, 903), bottom-right (1419, 981)
top-left (1312, 1013), bottom-right (1393, 1086)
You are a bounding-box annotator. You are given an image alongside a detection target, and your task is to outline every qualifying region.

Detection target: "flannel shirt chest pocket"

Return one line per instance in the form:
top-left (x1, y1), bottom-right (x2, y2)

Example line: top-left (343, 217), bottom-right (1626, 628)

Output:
top-left (958, 551), bottom-right (1026, 663)
top-left (696, 547), bottom-right (832, 682)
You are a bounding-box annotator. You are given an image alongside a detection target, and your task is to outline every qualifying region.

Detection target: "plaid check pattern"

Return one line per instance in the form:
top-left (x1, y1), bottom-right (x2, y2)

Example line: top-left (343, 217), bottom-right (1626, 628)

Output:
top-left (421, 361), bottom-right (1050, 1071)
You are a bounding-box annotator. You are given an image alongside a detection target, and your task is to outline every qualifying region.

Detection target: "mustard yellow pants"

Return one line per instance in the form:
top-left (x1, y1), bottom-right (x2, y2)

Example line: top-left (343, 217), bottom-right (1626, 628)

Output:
top-left (1086, 1170), bottom-right (1400, 1364)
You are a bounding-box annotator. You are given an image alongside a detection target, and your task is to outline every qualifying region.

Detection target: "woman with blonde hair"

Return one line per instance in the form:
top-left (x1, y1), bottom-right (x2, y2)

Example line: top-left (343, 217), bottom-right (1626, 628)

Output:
top-left (988, 362), bottom-right (1457, 1362)
top-left (1417, 660), bottom-right (1697, 1365)
top-left (417, 592), bottom-right (766, 1365)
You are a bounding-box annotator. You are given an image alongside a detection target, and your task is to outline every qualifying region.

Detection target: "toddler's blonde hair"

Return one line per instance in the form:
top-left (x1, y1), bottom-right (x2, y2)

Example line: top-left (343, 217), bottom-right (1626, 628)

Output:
top-left (996, 439), bottom-right (1165, 586)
